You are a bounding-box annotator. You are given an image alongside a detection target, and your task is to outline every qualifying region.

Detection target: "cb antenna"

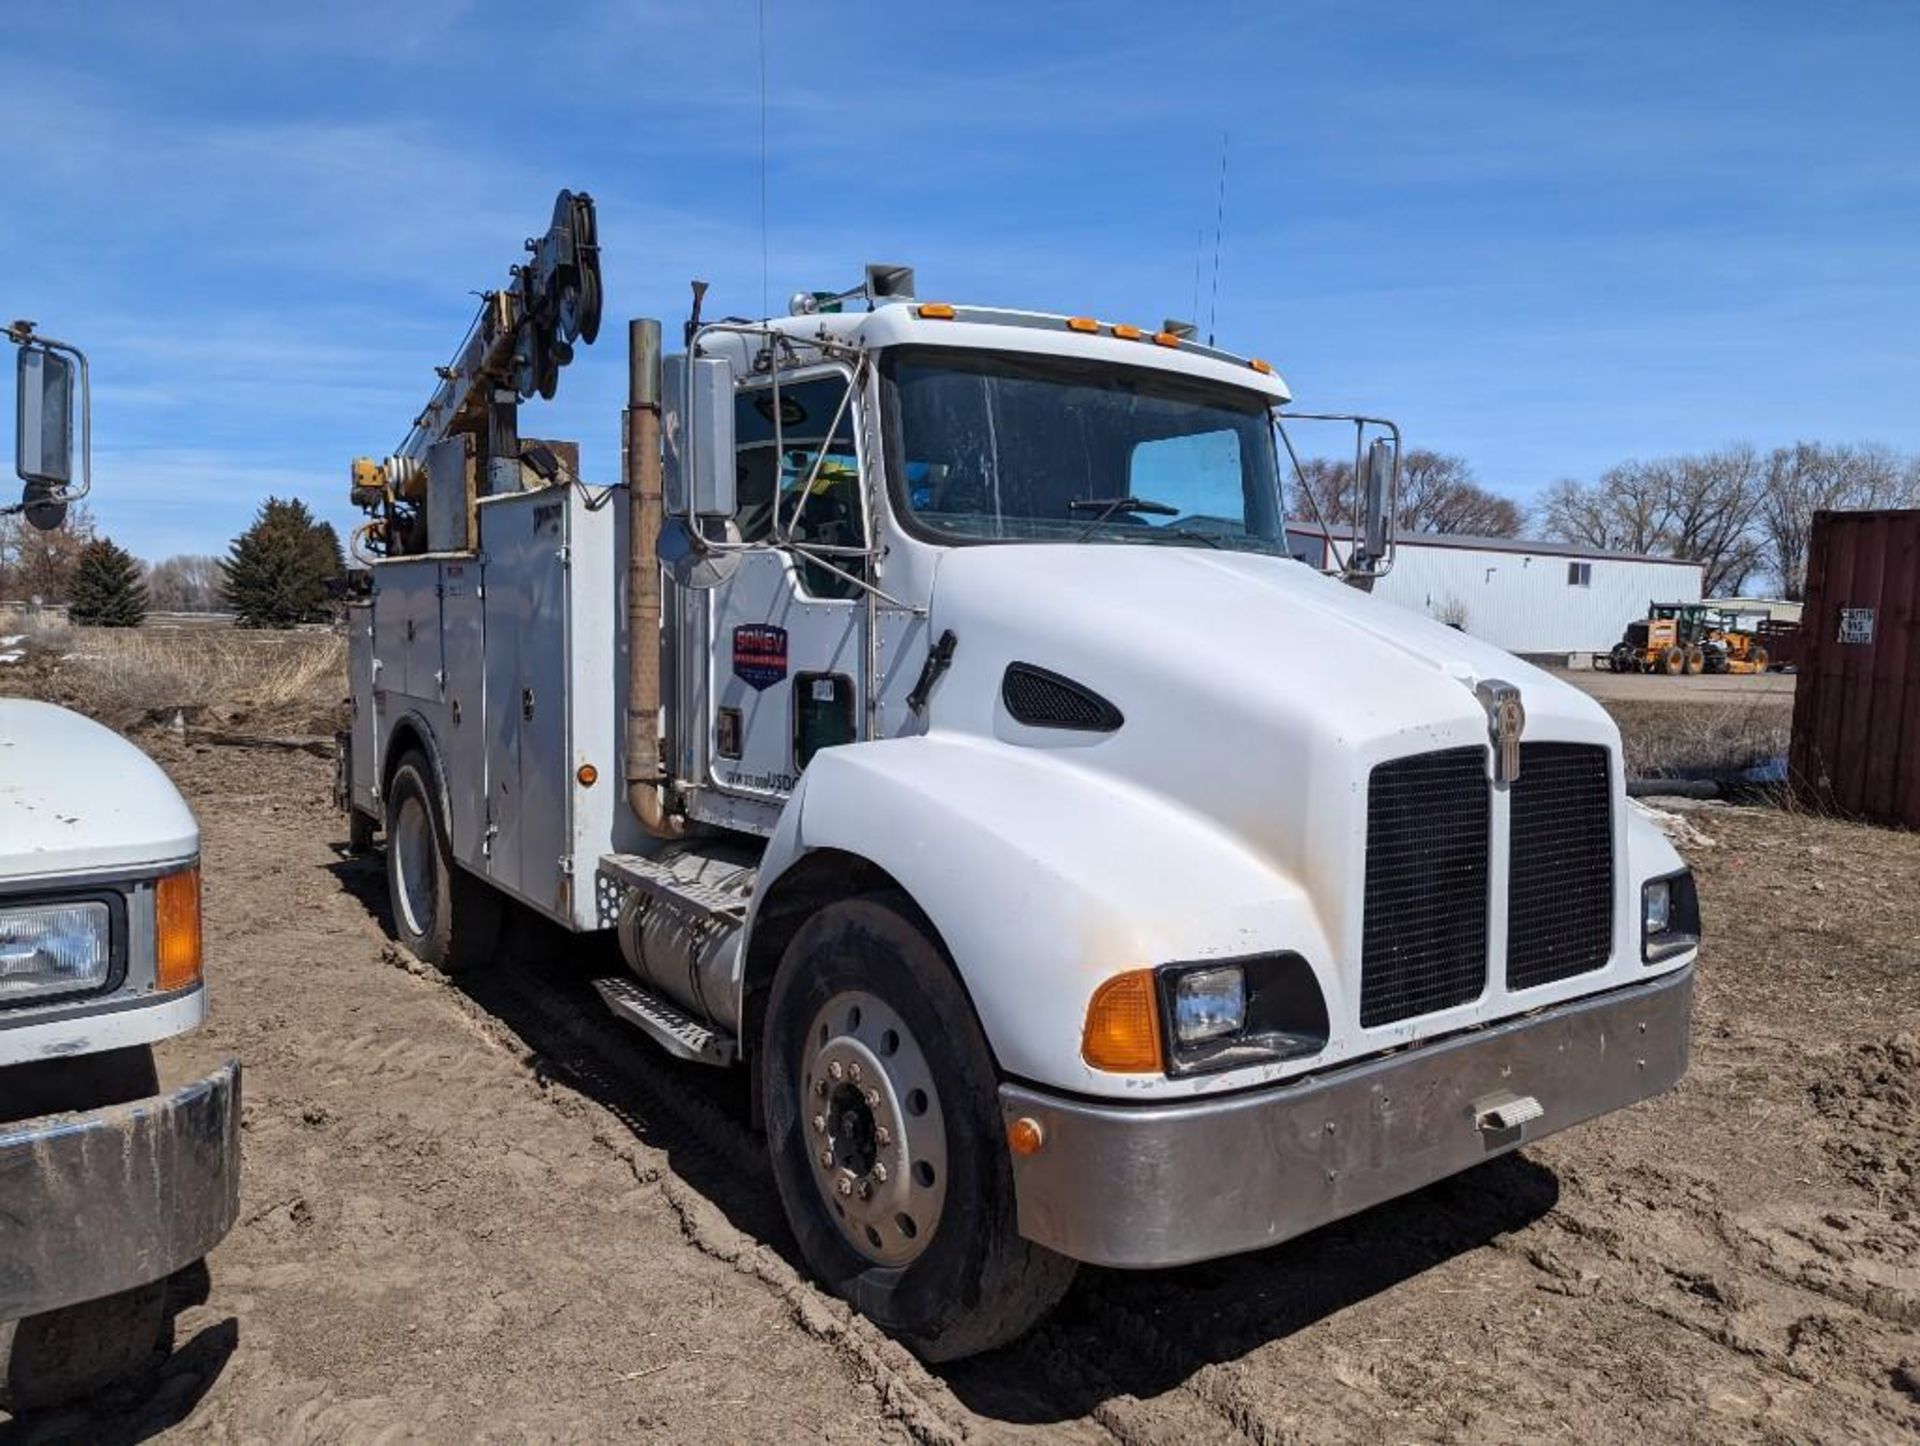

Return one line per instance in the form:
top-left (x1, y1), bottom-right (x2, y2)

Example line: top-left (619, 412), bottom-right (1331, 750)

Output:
top-left (1207, 131), bottom-right (1229, 346)
top-left (758, 0), bottom-right (771, 319)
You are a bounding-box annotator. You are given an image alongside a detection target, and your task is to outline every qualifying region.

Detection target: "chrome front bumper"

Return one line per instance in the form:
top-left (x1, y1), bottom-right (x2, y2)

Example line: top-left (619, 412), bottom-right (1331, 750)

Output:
top-left (0, 1061), bottom-right (241, 1321)
top-left (1001, 966), bottom-right (1692, 1268)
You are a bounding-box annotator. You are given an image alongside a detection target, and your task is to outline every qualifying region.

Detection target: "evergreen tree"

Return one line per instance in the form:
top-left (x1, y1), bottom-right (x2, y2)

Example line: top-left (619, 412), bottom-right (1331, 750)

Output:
top-left (221, 497), bottom-right (341, 628)
top-left (67, 537), bottom-right (148, 627)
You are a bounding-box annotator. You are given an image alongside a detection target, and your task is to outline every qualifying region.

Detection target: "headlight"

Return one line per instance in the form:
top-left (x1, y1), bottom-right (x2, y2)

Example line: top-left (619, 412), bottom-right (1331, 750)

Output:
top-left (0, 900), bottom-right (112, 1002)
top-left (1644, 879), bottom-right (1672, 935)
top-left (1172, 965), bottom-right (1246, 1044)
top-left (1154, 954), bottom-right (1331, 1076)
top-left (1642, 870), bottom-right (1700, 963)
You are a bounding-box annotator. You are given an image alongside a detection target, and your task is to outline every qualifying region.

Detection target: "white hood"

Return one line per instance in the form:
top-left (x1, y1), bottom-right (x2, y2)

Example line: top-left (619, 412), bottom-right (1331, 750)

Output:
top-left (921, 544), bottom-right (1620, 949)
top-left (0, 700), bottom-right (199, 880)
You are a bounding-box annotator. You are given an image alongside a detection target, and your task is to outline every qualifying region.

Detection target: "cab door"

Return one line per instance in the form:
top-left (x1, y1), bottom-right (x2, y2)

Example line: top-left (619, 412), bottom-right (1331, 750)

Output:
top-left (706, 368), bottom-right (868, 801)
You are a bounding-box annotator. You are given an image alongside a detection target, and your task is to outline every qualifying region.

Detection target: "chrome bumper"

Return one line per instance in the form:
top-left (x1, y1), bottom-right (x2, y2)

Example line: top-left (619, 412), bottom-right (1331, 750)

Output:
top-left (1001, 967), bottom-right (1691, 1269)
top-left (0, 1061), bottom-right (241, 1321)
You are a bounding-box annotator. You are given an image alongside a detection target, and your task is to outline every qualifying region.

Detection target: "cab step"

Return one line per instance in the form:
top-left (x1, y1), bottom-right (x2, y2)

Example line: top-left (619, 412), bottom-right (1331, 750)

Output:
top-left (591, 975), bottom-right (738, 1067)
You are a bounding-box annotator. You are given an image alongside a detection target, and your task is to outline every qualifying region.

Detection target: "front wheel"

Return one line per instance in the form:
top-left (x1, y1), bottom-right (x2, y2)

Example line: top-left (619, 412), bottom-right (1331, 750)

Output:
top-left (762, 893), bottom-right (1077, 1361)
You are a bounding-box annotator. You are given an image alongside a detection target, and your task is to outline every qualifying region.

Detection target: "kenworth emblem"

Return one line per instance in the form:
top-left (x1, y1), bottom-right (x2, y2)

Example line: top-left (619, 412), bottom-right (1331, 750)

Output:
top-left (1475, 679), bottom-right (1525, 784)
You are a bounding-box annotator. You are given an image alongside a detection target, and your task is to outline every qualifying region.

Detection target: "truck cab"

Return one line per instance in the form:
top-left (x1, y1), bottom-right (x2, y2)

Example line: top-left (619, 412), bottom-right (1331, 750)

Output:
top-left (341, 207), bottom-right (1697, 1360)
top-left (1, 326), bottom-right (240, 1413)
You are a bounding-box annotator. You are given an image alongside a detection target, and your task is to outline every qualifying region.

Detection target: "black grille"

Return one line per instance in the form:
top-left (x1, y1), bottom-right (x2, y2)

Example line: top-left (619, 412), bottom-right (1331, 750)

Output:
top-left (1361, 748), bottom-right (1490, 1027)
top-left (1001, 663), bottom-right (1123, 732)
top-left (1507, 743), bottom-right (1613, 989)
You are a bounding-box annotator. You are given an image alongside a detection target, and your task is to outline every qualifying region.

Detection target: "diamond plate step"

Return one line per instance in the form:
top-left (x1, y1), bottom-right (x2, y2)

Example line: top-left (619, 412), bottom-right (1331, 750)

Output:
top-left (591, 975), bottom-right (737, 1067)
top-left (599, 852), bottom-right (752, 920)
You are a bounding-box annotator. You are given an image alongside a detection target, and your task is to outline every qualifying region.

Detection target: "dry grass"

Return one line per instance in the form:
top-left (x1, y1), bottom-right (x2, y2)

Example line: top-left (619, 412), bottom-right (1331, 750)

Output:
top-left (2, 619), bottom-right (347, 735)
top-left (1603, 696), bottom-right (1793, 782)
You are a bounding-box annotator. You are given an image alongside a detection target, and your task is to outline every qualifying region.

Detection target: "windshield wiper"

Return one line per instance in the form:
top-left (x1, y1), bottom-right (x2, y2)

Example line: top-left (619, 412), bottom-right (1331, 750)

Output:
top-left (1068, 495), bottom-right (1180, 520)
top-left (1069, 494), bottom-right (1179, 542)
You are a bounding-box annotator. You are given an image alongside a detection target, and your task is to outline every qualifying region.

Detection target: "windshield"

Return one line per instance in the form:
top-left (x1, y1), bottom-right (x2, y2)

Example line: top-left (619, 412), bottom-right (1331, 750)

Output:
top-left (882, 348), bottom-right (1288, 553)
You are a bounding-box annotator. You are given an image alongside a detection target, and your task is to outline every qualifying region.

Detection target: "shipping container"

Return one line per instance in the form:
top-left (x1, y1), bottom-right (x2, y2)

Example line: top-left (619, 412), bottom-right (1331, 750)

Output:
top-left (1789, 508), bottom-right (1920, 826)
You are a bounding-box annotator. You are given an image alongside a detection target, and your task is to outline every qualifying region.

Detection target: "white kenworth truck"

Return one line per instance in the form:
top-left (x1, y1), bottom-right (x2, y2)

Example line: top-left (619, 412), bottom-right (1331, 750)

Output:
top-left (338, 194), bottom-right (1698, 1360)
top-left (2, 323), bottom-right (240, 1411)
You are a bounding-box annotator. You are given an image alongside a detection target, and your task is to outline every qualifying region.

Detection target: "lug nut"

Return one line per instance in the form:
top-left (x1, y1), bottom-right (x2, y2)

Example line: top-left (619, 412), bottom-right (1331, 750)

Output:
top-left (848, 1062), bottom-right (863, 1082)
top-left (874, 1126), bottom-right (891, 1146)
top-left (818, 1148), bottom-right (832, 1167)
top-left (858, 1180), bottom-right (873, 1200)
top-left (811, 1114), bottom-right (827, 1135)
top-left (828, 1061), bottom-right (844, 1081)
top-left (871, 1162), bottom-right (888, 1184)
top-left (813, 1078), bottom-right (828, 1097)
top-left (863, 1088), bottom-right (881, 1109)
top-left (836, 1176), bottom-right (854, 1197)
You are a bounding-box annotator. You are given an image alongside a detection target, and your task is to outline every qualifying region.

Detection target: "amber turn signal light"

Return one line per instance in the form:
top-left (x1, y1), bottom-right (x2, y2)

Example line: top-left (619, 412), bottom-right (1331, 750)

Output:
top-left (1081, 969), bottom-right (1164, 1073)
top-left (577, 763), bottom-right (598, 787)
top-left (1065, 316), bottom-right (1100, 333)
top-left (1007, 1117), bottom-right (1046, 1156)
top-left (1111, 323), bottom-right (1143, 340)
top-left (917, 302), bottom-right (957, 319)
top-left (155, 863), bottom-right (203, 993)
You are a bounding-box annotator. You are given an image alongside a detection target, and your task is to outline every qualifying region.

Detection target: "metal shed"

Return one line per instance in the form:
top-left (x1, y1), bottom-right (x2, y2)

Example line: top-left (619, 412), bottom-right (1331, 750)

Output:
top-left (1790, 508), bottom-right (1920, 827)
top-left (1286, 525), bottom-right (1706, 658)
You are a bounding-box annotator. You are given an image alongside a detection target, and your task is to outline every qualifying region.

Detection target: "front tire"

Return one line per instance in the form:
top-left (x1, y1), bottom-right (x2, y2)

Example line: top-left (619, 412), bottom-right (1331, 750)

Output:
top-left (385, 751), bottom-right (500, 975)
top-left (762, 893), bottom-right (1076, 1361)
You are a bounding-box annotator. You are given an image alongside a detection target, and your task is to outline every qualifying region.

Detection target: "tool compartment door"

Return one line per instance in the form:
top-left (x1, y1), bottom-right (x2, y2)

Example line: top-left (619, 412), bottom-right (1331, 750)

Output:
top-left (479, 492), bottom-right (572, 918)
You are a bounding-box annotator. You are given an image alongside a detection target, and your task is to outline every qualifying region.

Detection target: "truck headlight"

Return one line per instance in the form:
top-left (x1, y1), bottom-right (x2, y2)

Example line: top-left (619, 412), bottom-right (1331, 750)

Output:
top-left (1642, 869), bottom-right (1700, 963)
top-left (1155, 954), bottom-right (1331, 1076)
top-left (0, 900), bottom-right (112, 1002)
top-left (1172, 965), bottom-right (1246, 1044)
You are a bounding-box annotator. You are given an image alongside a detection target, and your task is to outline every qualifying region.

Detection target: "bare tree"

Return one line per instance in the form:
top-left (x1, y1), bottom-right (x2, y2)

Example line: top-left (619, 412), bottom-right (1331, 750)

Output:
top-left (1760, 441), bottom-right (1913, 599)
top-left (1288, 450), bottom-right (1523, 537)
top-left (145, 554), bottom-right (224, 612)
top-left (1540, 449), bottom-right (1762, 595)
top-left (0, 502), bottom-right (97, 604)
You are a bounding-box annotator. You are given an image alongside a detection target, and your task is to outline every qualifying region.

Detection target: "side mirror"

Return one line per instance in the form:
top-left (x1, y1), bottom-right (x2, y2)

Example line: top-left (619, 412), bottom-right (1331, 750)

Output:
top-left (663, 354), bottom-right (736, 519)
top-left (16, 345), bottom-right (74, 488)
top-left (1359, 435), bottom-right (1396, 569)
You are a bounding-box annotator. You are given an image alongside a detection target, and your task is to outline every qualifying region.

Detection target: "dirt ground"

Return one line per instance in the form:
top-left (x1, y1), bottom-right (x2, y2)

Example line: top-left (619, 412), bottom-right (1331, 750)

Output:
top-left (4, 729), bottom-right (1917, 1443)
top-left (1563, 667), bottom-right (1797, 706)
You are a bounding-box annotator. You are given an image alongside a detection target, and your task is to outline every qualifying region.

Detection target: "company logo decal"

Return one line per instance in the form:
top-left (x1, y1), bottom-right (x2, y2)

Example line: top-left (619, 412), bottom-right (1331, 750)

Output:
top-left (732, 624), bottom-right (789, 691)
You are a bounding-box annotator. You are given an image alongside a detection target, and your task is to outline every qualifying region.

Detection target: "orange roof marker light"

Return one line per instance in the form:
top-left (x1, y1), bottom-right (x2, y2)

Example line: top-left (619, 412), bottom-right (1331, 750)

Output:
top-left (1152, 331), bottom-right (1182, 348)
top-left (1110, 323), bottom-right (1143, 341)
top-left (1249, 358), bottom-right (1275, 375)
top-left (1080, 968), bottom-right (1165, 1073)
top-left (916, 302), bottom-right (957, 320)
top-left (1065, 316), bottom-right (1100, 334)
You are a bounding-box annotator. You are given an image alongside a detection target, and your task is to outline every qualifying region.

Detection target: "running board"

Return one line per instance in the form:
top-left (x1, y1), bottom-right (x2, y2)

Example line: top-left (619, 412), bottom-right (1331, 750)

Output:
top-left (591, 975), bottom-right (738, 1067)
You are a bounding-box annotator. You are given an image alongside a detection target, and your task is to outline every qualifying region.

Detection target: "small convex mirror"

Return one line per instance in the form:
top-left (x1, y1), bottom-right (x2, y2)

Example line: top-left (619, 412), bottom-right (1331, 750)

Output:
top-left (16, 345), bottom-right (74, 488)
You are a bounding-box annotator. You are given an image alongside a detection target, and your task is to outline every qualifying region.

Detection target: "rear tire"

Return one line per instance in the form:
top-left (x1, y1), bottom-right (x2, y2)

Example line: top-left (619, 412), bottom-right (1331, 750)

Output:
top-left (1662, 646), bottom-right (1686, 676)
top-left (0, 1047), bottom-right (170, 1413)
top-left (1751, 646), bottom-right (1770, 672)
top-left (762, 892), bottom-right (1076, 1361)
top-left (384, 751), bottom-right (500, 975)
top-left (1684, 645), bottom-right (1705, 675)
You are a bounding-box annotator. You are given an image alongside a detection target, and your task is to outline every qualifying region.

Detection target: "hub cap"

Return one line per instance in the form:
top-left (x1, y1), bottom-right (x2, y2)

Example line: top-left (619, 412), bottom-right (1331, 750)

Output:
top-left (392, 793), bottom-right (437, 940)
top-left (801, 990), bottom-right (948, 1266)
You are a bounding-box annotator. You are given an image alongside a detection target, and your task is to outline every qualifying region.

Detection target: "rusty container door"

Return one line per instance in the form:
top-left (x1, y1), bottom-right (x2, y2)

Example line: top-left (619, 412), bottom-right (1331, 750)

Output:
top-left (1790, 508), bottom-right (1920, 825)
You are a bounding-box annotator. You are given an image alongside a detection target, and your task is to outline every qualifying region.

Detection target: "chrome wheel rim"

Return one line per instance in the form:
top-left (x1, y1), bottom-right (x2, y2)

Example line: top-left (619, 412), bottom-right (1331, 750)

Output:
top-left (801, 990), bottom-right (948, 1266)
top-left (392, 793), bottom-right (437, 940)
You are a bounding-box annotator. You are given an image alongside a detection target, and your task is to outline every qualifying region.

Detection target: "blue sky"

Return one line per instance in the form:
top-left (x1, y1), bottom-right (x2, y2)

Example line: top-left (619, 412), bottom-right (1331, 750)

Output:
top-left (4, 1), bottom-right (1917, 560)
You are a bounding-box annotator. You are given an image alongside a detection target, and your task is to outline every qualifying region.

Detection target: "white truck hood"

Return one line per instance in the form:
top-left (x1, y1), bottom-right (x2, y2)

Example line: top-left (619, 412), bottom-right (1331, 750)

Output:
top-left (0, 699), bottom-right (199, 880)
top-left (923, 544), bottom-right (1620, 943)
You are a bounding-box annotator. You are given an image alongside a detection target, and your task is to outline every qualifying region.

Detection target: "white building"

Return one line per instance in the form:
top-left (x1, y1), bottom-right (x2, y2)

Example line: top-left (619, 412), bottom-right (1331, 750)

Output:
top-left (1286, 526), bottom-right (1705, 659)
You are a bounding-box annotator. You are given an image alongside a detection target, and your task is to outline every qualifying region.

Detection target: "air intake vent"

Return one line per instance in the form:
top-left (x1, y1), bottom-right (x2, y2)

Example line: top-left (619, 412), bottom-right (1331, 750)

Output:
top-left (1361, 747), bottom-right (1490, 1027)
top-left (1507, 743), bottom-right (1613, 989)
top-left (1001, 663), bottom-right (1123, 732)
